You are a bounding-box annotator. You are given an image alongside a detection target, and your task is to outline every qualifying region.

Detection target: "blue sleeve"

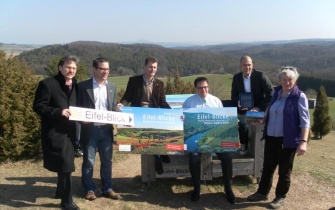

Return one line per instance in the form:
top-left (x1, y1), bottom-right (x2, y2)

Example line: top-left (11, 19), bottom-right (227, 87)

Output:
top-left (298, 92), bottom-right (310, 128)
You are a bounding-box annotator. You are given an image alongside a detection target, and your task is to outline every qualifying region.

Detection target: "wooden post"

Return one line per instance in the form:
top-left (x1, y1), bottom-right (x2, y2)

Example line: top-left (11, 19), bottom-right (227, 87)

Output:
top-left (248, 124), bottom-right (265, 183)
top-left (141, 155), bottom-right (156, 182)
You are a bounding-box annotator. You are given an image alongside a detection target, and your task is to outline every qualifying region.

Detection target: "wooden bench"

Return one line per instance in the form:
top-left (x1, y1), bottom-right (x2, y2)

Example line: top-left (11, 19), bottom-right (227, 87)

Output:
top-left (141, 124), bottom-right (264, 183)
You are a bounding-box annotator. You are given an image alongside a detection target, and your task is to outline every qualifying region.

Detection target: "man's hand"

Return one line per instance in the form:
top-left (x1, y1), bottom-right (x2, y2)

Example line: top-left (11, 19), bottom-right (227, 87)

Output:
top-left (61, 109), bottom-right (71, 118)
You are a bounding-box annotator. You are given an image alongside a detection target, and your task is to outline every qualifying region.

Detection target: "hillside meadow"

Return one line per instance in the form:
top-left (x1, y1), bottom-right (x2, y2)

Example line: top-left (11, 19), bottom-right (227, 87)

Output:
top-left (108, 73), bottom-right (233, 100)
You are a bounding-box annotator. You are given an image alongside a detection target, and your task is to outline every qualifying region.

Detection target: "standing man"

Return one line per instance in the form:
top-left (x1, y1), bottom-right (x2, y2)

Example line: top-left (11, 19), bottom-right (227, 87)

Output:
top-left (231, 55), bottom-right (273, 155)
top-left (77, 57), bottom-right (120, 201)
top-left (120, 56), bottom-right (171, 175)
top-left (183, 77), bottom-right (236, 204)
top-left (33, 55), bottom-right (80, 210)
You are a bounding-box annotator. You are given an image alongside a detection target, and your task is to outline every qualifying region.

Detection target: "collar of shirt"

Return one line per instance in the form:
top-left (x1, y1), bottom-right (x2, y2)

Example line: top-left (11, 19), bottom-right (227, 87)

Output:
top-left (143, 75), bottom-right (154, 86)
top-left (65, 80), bottom-right (72, 86)
top-left (243, 71), bottom-right (252, 79)
top-left (93, 77), bottom-right (108, 88)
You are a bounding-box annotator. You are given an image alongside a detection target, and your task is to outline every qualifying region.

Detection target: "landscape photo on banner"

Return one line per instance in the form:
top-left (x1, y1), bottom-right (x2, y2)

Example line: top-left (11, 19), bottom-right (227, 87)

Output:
top-left (117, 107), bottom-right (184, 155)
top-left (183, 107), bottom-right (239, 153)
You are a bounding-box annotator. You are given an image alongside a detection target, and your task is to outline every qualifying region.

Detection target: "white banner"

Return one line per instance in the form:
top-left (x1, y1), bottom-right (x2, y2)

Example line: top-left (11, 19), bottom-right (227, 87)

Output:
top-left (69, 106), bottom-right (134, 126)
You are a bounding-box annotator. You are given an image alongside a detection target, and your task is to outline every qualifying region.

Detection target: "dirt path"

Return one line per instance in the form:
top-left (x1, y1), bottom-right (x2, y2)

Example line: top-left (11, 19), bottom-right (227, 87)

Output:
top-left (0, 138), bottom-right (335, 210)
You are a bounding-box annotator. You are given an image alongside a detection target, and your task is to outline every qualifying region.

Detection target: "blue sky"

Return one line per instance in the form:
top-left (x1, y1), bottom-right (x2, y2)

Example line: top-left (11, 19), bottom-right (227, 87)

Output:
top-left (1, 0), bottom-right (335, 45)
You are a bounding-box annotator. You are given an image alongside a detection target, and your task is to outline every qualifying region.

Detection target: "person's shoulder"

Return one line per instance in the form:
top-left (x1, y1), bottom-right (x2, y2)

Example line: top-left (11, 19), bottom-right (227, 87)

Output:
top-left (154, 78), bottom-right (164, 84)
top-left (183, 94), bottom-right (196, 104)
top-left (233, 71), bottom-right (243, 77)
top-left (208, 94), bottom-right (221, 101)
top-left (40, 75), bottom-right (57, 85)
top-left (131, 75), bottom-right (142, 79)
top-left (78, 78), bottom-right (92, 87)
top-left (253, 69), bottom-right (268, 77)
top-left (108, 82), bottom-right (117, 88)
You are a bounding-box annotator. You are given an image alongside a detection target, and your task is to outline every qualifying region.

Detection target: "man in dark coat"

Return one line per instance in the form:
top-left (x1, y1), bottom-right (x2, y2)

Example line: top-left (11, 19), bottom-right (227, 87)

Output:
top-left (33, 55), bottom-right (80, 210)
top-left (120, 56), bottom-right (171, 174)
top-left (231, 55), bottom-right (273, 155)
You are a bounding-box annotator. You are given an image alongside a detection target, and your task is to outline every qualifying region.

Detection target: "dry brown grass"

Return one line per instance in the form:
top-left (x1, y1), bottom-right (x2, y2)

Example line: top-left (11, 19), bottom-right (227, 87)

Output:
top-left (1, 132), bottom-right (334, 210)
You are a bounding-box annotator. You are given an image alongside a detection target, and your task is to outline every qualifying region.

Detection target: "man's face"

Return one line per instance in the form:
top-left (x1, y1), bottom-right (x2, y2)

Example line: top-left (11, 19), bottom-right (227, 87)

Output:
top-left (93, 61), bottom-right (110, 82)
top-left (144, 61), bottom-right (157, 79)
top-left (195, 81), bottom-right (209, 98)
top-left (240, 57), bottom-right (253, 77)
top-left (59, 61), bottom-right (77, 81)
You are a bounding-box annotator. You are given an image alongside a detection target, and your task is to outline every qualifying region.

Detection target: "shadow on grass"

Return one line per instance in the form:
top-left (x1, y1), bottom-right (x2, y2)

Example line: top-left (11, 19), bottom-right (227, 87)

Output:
top-left (1, 175), bottom-right (270, 210)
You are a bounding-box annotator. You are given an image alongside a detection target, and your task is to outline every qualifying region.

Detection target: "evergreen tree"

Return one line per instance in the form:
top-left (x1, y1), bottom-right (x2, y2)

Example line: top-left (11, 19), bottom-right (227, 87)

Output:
top-left (312, 86), bottom-right (332, 139)
top-left (165, 75), bottom-right (175, 94)
top-left (0, 51), bottom-right (41, 161)
top-left (165, 69), bottom-right (193, 94)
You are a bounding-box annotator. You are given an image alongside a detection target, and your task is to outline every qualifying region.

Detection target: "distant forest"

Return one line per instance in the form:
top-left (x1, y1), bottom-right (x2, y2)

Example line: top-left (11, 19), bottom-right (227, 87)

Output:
top-left (17, 40), bottom-right (335, 97)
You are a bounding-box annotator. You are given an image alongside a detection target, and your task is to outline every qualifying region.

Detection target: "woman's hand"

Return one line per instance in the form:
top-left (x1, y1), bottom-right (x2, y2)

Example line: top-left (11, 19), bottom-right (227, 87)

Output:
top-left (296, 141), bottom-right (307, 156)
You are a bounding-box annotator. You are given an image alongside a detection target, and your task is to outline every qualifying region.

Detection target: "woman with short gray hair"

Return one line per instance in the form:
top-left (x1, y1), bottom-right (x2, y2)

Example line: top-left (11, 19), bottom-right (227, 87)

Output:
top-left (247, 66), bottom-right (310, 209)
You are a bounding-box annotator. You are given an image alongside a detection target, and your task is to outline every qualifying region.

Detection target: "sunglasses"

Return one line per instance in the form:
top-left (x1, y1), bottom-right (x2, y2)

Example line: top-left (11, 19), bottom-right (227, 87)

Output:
top-left (281, 67), bottom-right (295, 71)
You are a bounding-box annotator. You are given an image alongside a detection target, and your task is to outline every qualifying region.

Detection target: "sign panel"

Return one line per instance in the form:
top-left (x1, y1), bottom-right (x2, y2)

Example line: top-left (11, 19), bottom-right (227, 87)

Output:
top-left (69, 106), bottom-right (134, 126)
top-left (166, 94), bottom-right (194, 109)
top-left (117, 107), bottom-right (184, 155)
top-left (183, 107), bottom-right (239, 153)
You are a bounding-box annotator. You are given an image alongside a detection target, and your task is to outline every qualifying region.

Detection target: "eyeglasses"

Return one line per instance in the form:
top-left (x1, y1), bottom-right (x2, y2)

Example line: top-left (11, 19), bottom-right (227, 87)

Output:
top-left (196, 86), bottom-right (208, 90)
top-left (97, 67), bottom-right (110, 71)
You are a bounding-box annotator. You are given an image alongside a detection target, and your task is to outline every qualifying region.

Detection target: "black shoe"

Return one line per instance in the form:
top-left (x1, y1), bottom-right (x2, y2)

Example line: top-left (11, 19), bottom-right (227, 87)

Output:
top-left (161, 155), bottom-right (171, 163)
top-left (61, 202), bottom-right (80, 210)
top-left (191, 190), bottom-right (200, 202)
top-left (155, 162), bottom-right (164, 175)
top-left (225, 189), bottom-right (236, 204)
top-left (54, 189), bottom-right (62, 199)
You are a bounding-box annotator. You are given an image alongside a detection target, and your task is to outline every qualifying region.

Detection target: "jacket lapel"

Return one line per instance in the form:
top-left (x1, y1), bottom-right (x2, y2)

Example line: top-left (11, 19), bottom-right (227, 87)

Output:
top-left (86, 79), bottom-right (95, 105)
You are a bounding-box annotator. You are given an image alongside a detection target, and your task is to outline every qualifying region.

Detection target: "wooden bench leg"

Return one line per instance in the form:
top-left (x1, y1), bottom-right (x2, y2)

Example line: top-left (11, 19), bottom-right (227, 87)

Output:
top-left (141, 155), bottom-right (156, 183)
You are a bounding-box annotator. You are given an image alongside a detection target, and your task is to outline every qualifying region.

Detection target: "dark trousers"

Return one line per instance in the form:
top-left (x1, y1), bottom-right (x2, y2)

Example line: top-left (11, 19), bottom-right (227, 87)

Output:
top-left (189, 152), bottom-right (233, 192)
top-left (238, 120), bottom-right (249, 149)
top-left (257, 136), bottom-right (296, 198)
top-left (57, 172), bottom-right (73, 204)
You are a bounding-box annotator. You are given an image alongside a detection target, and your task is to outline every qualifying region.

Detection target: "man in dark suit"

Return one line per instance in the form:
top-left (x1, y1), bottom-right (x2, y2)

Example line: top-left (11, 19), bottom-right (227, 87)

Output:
top-left (120, 56), bottom-right (171, 174)
top-left (77, 57), bottom-right (120, 201)
top-left (231, 55), bottom-right (273, 155)
top-left (33, 55), bottom-right (80, 210)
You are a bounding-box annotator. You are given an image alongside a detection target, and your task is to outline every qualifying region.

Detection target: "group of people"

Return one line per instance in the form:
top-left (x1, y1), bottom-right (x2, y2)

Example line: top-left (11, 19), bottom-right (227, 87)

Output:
top-left (33, 55), bottom-right (310, 210)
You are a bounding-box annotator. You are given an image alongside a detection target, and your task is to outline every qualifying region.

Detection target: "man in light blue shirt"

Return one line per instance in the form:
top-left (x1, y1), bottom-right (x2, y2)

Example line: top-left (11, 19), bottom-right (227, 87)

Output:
top-left (182, 77), bottom-right (236, 204)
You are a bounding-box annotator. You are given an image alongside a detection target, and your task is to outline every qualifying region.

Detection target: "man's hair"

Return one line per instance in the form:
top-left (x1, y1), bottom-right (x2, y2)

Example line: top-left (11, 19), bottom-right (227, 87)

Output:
top-left (194, 77), bottom-right (208, 87)
top-left (57, 55), bottom-right (79, 67)
top-left (144, 56), bottom-right (158, 66)
top-left (240, 55), bottom-right (252, 64)
top-left (93, 57), bottom-right (109, 68)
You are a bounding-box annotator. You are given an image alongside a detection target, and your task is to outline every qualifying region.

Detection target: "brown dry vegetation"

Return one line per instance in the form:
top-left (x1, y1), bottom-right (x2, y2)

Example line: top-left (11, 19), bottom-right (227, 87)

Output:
top-left (0, 133), bottom-right (334, 210)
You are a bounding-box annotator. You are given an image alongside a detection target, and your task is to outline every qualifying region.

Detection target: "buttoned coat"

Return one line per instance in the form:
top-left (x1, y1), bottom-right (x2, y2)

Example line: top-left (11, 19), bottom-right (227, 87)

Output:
top-left (231, 69), bottom-right (273, 114)
top-left (33, 72), bottom-right (77, 173)
top-left (76, 78), bottom-right (118, 146)
top-left (120, 75), bottom-right (170, 108)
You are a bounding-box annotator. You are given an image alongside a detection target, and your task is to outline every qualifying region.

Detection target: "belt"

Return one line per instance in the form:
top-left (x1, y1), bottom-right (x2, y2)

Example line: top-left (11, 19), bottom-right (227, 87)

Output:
top-left (93, 124), bottom-right (110, 129)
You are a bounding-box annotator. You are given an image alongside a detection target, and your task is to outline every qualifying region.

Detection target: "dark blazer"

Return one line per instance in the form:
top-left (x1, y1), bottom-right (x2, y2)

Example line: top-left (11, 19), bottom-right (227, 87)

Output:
top-left (77, 78), bottom-right (118, 145)
top-left (120, 74), bottom-right (170, 108)
top-left (33, 72), bottom-right (77, 173)
top-left (231, 69), bottom-right (273, 114)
